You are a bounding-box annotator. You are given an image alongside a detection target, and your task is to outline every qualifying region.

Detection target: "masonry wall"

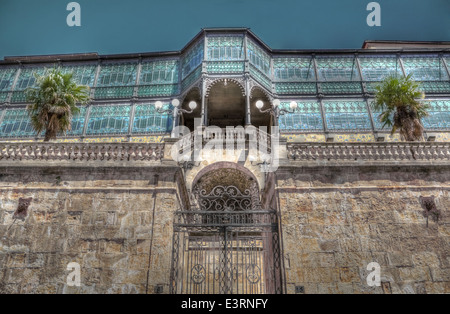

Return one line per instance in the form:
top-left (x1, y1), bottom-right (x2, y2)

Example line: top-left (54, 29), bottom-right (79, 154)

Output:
top-left (0, 164), bottom-right (182, 294)
top-left (277, 164), bottom-right (450, 294)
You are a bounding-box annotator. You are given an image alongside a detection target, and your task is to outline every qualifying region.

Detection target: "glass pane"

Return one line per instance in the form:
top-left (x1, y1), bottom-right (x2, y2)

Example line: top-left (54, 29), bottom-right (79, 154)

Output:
top-left (358, 56), bottom-right (403, 81)
top-left (97, 63), bottom-right (137, 87)
top-left (132, 103), bottom-right (173, 134)
top-left (323, 100), bottom-right (372, 130)
top-left (0, 68), bottom-right (18, 92)
top-left (422, 100), bottom-right (450, 130)
top-left (401, 56), bottom-right (448, 81)
top-left (316, 57), bottom-right (360, 81)
top-left (61, 65), bottom-right (97, 86)
top-left (14, 67), bottom-right (48, 91)
top-left (0, 108), bottom-right (35, 138)
top-left (273, 57), bottom-right (315, 81)
top-left (279, 101), bottom-right (323, 131)
top-left (66, 106), bottom-right (88, 136)
top-left (139, 60), bottom-right (179, 85)
top-left (207, 36), bottom-right (244, 61)
top-left (181, 40), bottom-right (204, 79)
top-left (247, 40), bottom-right (271, 77)
top-left (86, 105), bottom-right (131, 135)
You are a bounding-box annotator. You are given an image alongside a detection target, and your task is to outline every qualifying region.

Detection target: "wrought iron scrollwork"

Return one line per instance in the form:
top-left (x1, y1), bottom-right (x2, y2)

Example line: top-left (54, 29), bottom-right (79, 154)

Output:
top-left (193, 184), bottom-right (261, 212)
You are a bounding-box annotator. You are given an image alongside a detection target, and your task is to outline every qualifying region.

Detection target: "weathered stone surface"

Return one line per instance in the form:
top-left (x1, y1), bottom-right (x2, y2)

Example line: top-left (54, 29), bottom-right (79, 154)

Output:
top-left (0, 165), bottom-right (181, 294)
top-left (278, 164), bottom-right (450, 294)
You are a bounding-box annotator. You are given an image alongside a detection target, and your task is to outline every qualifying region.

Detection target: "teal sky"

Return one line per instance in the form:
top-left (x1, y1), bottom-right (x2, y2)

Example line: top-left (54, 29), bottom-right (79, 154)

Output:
top-left (0, 0), bottom-right (449, 59)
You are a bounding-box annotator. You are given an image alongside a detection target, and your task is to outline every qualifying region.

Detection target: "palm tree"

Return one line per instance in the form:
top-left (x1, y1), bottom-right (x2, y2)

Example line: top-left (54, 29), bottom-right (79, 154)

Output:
top-left (26, 68), bottom-right (90, 141)
top-left (373, 74), bottom-right (430, 141)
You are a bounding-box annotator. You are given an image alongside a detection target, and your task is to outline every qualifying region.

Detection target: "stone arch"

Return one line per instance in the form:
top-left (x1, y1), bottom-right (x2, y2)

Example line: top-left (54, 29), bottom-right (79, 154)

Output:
top-left (249, 84), bottom-right (272, 101)
top-left (205, 78), bottom-right (246, 97)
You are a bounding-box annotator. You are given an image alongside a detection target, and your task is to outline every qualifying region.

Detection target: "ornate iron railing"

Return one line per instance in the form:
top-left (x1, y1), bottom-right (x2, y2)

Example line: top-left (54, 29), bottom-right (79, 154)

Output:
top-left (287, 142), bottom-right (450, 161)
top-left (0, 142), bottom-right (165, 162)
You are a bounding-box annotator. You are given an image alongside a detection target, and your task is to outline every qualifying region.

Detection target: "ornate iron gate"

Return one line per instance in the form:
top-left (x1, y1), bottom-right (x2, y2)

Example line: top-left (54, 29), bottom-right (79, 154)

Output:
top-left (170, 185), bottom-right (283, 294)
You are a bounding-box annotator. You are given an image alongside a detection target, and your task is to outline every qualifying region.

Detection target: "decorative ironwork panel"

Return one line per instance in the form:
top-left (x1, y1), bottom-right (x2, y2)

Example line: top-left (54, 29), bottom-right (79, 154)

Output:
top-left (207, 36), bottom-right (245, 61)
top-left (422, 100), bottom-right (450, 130)
top-left (205, 61), bottom-right (245, 74)
top-left (0, 108), bottom-right (35, 138)
top-left (193, 185), bottom-right (254, 212)
top-left (323, 100), bottom-right (372, 130)
top-left (61, 65), bottom-right (97, 86)
top-left (419, 81), bottom-right (450, 94)
top-left (273, 57), bottom-right (315, 82)
top-left (320, 82), bottom-right (363, 94)
top-left (86, 104), bottom-right (131, 135)
top-left (138, 84), bottom-right (179, 97)
top-left (274, 82), bottom-right (317, 95)
top-left (94, 86), bottom-right (135, 99)
top-left (66, 106), bottom-right (88, 136)
top-left (316, 56), bottom-right (360, 82)
top-left (171, 211), bottom-right (282, 294)
top-left (132, 103), bottom-right (173, 134)
top-left (358, 56), bottom-right (403, 82)
top-left (279, 101), bottom-right (324, 131)
top-left (247, 40), bottom-right (271, 77)
top-left (401, 56), bottom-right (448, 81)
top-left (182, 40), bottom-right (204, 79)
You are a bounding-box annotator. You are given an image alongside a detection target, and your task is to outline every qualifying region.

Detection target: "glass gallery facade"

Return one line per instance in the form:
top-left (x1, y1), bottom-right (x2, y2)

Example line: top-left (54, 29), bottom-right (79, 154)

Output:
top-left (0, 28), bottom-right (449, 143)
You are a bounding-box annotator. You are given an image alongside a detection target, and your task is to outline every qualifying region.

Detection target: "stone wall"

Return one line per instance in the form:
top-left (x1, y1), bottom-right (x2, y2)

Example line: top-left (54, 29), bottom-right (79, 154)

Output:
top-left (0, 163), bottom-right (182, 294)
top-left (277, 164), bottom-right (450, 294)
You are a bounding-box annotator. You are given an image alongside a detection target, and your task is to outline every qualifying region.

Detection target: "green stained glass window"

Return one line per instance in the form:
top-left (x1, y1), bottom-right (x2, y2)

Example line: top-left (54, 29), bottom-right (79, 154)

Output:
top-left (316, 57), bottom-right (360, 82)
top-left (61, 65), bottom-right (97, 86)
top-left (95, 62), bottom-right (137, 98)
top-left (0, 68), bottom-right (18, 92)
top-left (401, 56), bottom-right (448, 81)
top-left (86, 105), bottom-right (131, 135)
top-left (247, 40), bottom-right (271, 77)
top-left (97, 63), bottom-right (137, 87)
top-left (181, 40), bottom-right (204, 79)
top-left (140, 60), bottom-right (179, 85)
top-left (207, 36), bottom-right (244, 61)
top-left (249, 65), bottom-right (272, 90)
top-left (323, 100), bottom-right (372, 130)
top-left (273, 57), bottom-right (315, 82)
top-left (0, 108), bottom-right (35, 138)
top-left (181, 66), bottom-right (202, 91)
top-left (369, 101), bottom-right (392, 131)
top-left (66, 106), bottom-right (88, 136)
top-left (132, 103), bottom-right (173, 134)
top-left (205, 61), bottom-right (245, 74)
top-left (11, 67), bottom-right (49, 103)
top-left (422, 100), bottom-right (450, 130)
top-left (279, 101), bottom-right (323, 131)
top-left (358, 56), bottom-right (403, 81)
top-left (274, 82), bottom-right (317, 95)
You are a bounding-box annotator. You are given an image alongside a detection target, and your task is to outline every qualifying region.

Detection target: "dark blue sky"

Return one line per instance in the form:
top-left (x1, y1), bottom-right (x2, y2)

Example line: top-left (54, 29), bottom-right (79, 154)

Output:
top-left (0, 0), bottom-right (449, 59)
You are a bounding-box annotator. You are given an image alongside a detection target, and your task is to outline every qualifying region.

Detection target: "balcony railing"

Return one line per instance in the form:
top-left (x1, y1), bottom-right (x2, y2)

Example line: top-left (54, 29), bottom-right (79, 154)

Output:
top-left (0, 142), bottom-right (165, 162)
top-left (287, 142), bottom-right (450, 162)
